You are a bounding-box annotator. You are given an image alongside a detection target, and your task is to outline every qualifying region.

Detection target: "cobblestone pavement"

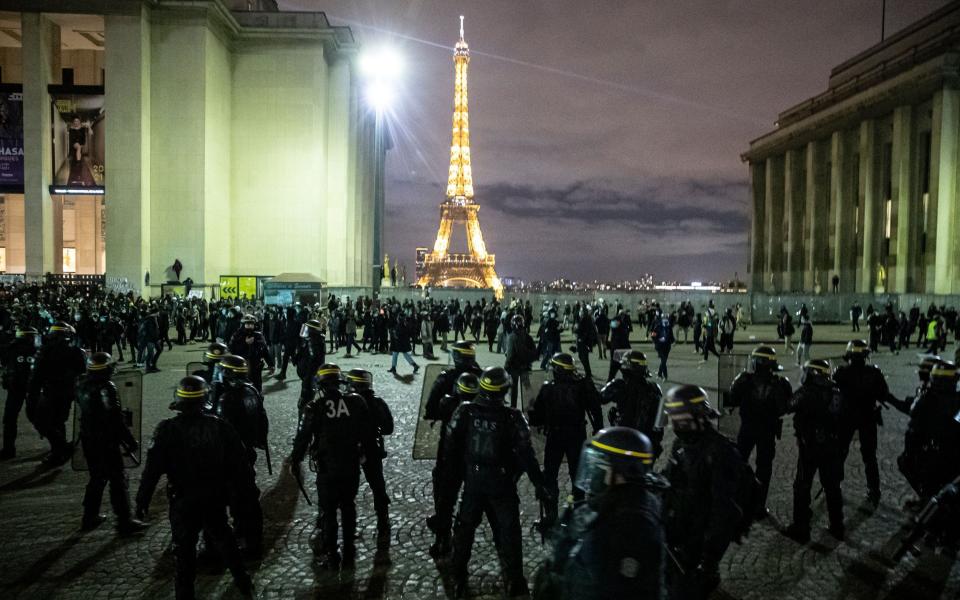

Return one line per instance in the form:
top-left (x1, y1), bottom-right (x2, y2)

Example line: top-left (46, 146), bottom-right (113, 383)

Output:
top-left (0, 325), bottom-right (958, 599)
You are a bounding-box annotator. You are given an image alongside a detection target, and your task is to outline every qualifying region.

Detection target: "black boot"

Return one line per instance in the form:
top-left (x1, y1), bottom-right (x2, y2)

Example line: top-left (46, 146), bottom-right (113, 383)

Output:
top-left (783, 523), bottom-right (810, 544)
top-left (117, 518), bottom-right (149, 537)
top-left (81, 514), bottom-right (107, 531)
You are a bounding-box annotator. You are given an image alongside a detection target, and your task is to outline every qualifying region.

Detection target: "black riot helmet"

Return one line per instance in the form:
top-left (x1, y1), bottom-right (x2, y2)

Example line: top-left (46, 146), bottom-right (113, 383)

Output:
top-left (301, 319), bottom-right (325, 342)
top-left (345, 368), bottom-right (373, 392)
top-left (48, 321), bottom-right (76, 342)
top-left (241, 313), bottom-right (257, 329)
top-left (204, 341), bottom-right (228, 365)
top-left (86, 351), bottom-right (114, 378)
top-left (511, 314), bottom-right (525, 331)
top-left (930, 360), bottom-right (959, 391)
top-left (218, 354), bottom-right (249, 383)
top-left (750, 345), bottom-right (780, 373)
top-left (478, 366), bottom-right (511, 403)
top-left (663, 385), bottom-right (719, 433)
top-left (15, 326), bottom-right (38, 339)
top-left (800, 358), bottom-right (831, 386)
top-left (451, 341), bottom-right (477, 369)
top-left (619, 350), bottom-right (649, 378)
top-left (172, 375), bottom-right (208, 411)
top-left (574, 427), bottom-right (654, 498)
top-left (918, 355), bottom-right (941, 384)
top-left (455, 372), bottom-right (480, 401)
top-left (549, 352), bottom-right (577, 380)
top-left (844, 339), bottom-right (870, 363)
top-left (315, 363), bottom-right (343, 389)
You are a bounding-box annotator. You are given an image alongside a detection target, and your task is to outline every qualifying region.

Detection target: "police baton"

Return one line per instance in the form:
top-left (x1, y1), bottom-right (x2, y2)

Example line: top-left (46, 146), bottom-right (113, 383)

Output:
top-left (290, 460), bottom-right (313, 506)
top-left (537, 499), bottom-right (546, 545)
top-left (665, 546), bottom-right (686, 576)
top-left (120, 444), bottom-right (140, 467)
top-left (263, 443), bottom-right (273, 476)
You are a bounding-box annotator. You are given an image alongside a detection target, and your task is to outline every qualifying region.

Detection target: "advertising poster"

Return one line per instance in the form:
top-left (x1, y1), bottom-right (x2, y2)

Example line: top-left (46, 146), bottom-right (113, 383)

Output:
top-left (51, 94), bottom-right (105, 187)
top-left (0, 91), bottom-right (23, 186)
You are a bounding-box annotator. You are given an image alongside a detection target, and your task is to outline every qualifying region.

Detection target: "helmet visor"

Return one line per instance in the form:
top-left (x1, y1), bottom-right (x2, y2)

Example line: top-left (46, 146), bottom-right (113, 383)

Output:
top-left (573, 444), bottom-right (611, 497)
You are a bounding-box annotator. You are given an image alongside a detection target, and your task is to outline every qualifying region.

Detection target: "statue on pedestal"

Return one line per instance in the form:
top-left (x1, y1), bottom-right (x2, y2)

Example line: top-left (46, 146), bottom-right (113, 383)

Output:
top-left (381, 254), bottom-right (393, 288)
top-left (875, 262), bottom-right (886, 293)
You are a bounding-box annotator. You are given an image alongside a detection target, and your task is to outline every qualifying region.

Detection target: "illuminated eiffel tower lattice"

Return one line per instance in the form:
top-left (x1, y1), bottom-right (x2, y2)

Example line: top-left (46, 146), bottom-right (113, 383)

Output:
top-left (416, 16), bottom-right (503, 298)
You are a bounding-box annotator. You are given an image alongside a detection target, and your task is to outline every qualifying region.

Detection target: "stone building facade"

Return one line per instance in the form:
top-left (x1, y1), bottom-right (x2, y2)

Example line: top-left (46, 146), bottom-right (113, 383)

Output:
top-left (0, 0), bottom-right (383, 293)
top-left (742, 1), bottom-right (960, 295)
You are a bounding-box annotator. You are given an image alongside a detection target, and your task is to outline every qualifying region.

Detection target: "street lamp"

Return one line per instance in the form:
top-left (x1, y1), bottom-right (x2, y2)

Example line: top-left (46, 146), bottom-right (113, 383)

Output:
top-left (359, 47), bottom-right (402, 292)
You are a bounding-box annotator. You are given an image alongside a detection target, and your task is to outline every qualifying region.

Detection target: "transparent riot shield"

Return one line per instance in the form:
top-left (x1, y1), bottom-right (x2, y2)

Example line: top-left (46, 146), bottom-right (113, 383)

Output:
top-left (413, 363), bottom-right (447, 460)
top-left (522, 369), bottom-right (549, 414)
top-left (522, 369), bottom-right (550, 462)
top-left (717, 353), bottom-right (750, 412)
top-left (72, 369), bottom-right (144, 471)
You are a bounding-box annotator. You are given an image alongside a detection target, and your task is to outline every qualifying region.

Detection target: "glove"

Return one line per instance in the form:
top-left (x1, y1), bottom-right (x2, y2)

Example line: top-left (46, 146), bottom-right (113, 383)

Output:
top-left (135, 505), bottom-right (148, 521)
top-left (535, 484), bottom-right (553, 503)
top-left (695, 561), bottom-right (721, 594)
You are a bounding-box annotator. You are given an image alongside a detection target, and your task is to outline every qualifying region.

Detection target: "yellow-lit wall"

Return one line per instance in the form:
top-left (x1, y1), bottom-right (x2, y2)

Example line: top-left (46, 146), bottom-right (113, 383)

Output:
top-left (203, 26), bottom-right (231, 283)
top-left (149, 18), bottom-right (206, 283)
top-left (230, 41), bottom-right (330, 276)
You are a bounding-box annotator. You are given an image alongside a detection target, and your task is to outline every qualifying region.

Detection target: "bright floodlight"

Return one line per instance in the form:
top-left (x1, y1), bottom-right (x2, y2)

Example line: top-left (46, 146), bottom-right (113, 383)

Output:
top-left (365, 80), bottom-right (395, 112)
top-left (359, 47), bottom-right (403, 80)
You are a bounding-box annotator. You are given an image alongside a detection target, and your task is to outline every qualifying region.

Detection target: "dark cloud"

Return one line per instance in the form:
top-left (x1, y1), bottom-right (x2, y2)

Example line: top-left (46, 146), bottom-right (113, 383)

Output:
top-left (281, 0), bottom-right (950, 281)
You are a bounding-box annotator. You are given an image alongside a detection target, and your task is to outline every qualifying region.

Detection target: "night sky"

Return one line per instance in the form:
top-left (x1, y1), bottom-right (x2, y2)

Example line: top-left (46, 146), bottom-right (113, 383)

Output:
top-left (281, 0), bottom-right (948, 283)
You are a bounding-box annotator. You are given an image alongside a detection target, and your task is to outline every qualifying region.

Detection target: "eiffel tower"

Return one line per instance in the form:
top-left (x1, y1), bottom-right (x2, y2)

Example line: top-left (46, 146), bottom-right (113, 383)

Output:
top-left (416, 17), bottom-right (503, 298)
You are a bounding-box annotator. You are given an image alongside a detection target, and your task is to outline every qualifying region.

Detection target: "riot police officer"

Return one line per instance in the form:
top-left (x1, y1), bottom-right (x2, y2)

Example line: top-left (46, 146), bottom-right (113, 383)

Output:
top-left (136, 376), bottom-right (254, 600)
top-left (834, 339), bottom-right (889, 506)
top-left (600, 349), bottom-right (665, 458)
top-left (441, 366), bottom-right (548, 598)
top-left (425, 341), bottom-right (482, 416)
top-left (76, 352), bottom-right (148, 534)
top-left (783, 359), bottom-right (845, 543)
top-left (534, 427), bottom-right (666, 600)
top-left (898, 359), bottom-right (960, 503)
top-left (1, 326), bottom-right (37, 459)
top-left (424, 341), bottom-right (483, 530)
top-left (294, 319), bottom-right (326, 410)
top-left (345, 368), bottom-right (394, 541)
top-left (291, 364), bottom-right (372, 570)
top-left (28, 322), bottom-right (87, 466)
top-left (427, 371), bottom-right (479, 557)
top-left (206, 353), bottom-right (267, 557)
top-left (727, 345), bottom-right (792, 518)
top-left (529, 352), bottom-right (602, 528)
top-left (228, 314), bottom-right (273, 393)
top-left (195, 341), bottom-right (228, 383)
top-left (661, 385), bottom-right (746, 600)
top-left (890, 355), bottom-right (940, 417)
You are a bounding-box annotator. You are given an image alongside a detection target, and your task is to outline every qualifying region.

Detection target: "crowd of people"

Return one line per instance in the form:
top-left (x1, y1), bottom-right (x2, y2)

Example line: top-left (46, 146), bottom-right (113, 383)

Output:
top-left (1, 281), bottom-right (959, 600)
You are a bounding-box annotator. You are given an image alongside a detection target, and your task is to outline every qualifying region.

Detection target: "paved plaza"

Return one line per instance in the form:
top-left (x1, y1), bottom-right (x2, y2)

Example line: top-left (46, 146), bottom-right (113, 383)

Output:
top-left (1, 325), bottom-right (959, 599)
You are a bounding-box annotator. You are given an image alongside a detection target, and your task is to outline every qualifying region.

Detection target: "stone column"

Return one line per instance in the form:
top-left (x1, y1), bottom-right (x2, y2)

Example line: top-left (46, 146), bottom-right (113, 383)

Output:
top-left (859, 120), bottom-right (879, 292)
top-left (104, 7), bottom-right (151, 294)
top-left (933, 87), bottom-right (960, 294)
top-left (831, 130), bottom-right (855, 292)
top-left (749, 161), bottom-right (766, 291)
top-left (783, 148), bottom-right (804, 291)
top-left (764, 155), bottom-right (785, 292)
top-left (805, 140), bottom-right (829, 292)
top-left (22, 14), bottom-right (59, 276)
top-left (892, 105), bottom-right (916, 293)
top-left (325, 57), bottom-right (351, 286)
